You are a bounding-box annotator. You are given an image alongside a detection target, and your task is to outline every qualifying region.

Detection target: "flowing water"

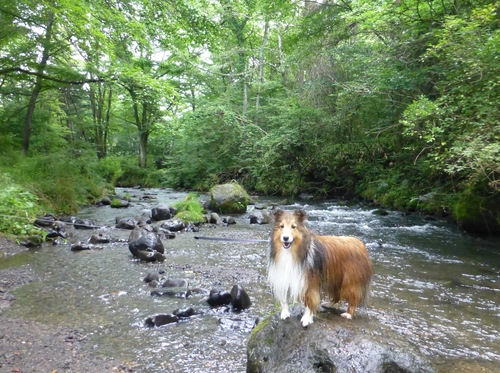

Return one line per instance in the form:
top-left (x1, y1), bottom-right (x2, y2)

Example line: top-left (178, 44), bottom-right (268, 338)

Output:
top-left (2, 188), bottom-right (500, 372)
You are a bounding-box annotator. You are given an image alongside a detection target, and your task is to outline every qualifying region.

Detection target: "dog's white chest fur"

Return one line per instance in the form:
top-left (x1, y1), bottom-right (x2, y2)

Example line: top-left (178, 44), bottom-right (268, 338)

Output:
top-left (268, 248), bottom-right (305, 302)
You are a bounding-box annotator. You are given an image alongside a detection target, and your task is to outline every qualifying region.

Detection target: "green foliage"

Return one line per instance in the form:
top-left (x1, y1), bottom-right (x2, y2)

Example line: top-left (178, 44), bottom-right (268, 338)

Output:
top-left (0, 149), bottom-right (108, 214)
top-left (173, 193), bottom-right (204, 223)
top-left (115, 157), bottom-right (166, 187)
top-left (0, 0), bottom-right (499, 235)
top-left (164, 102), bottom-right (262, 190)
top-left (0, 173), bottom-right (45, 238)
top-left (94, 156), bottom-right (124, 185)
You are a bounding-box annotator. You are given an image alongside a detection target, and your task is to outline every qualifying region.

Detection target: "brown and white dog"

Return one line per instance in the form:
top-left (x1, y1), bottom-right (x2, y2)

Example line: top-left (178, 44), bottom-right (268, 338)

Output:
top-left (268, 209), bottom-right (373, 327)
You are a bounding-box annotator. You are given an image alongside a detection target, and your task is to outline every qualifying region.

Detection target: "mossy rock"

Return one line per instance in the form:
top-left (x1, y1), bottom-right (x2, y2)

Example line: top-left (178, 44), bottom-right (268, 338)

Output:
top-left (210, 183), bottom-right (250, 213)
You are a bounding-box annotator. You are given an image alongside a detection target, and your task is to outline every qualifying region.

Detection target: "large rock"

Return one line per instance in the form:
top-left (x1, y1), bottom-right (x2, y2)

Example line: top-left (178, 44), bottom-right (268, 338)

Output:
top-left (151, 205), bottom-right (176, 221)
top-left (247, 307), bottom-right (436, 373)
top-left (128, 227), bottom-right (164, 259)
top-left (210, 183), bottom-right (250, 214)
top-left (249, 210), bottom-right (272, 224)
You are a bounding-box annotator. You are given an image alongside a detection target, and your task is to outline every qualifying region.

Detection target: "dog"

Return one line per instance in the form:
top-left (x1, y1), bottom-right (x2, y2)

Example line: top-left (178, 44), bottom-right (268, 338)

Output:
top-left (268, 209), bottom-right (373, 327)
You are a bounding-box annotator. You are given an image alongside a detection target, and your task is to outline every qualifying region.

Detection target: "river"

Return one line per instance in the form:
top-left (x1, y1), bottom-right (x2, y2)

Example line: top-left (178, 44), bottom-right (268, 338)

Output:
top-left (2, 188), bottom-right (500, 372)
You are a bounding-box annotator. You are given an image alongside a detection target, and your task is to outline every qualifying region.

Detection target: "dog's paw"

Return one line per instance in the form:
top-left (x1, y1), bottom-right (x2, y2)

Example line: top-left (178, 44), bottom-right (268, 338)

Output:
top-left (340, 312), bottom-right (352, 320)
top-left (301, 314), bottom-right (314, 327)
top-left (280, 309), bottom-right (291, 320)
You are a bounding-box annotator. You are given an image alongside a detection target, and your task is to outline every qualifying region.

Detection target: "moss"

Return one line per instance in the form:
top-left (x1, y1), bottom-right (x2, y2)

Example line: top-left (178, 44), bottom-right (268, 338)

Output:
top-left (173, 193), bottom-right (205, 223)
top-left (210, 182), bottom-right (250, 213)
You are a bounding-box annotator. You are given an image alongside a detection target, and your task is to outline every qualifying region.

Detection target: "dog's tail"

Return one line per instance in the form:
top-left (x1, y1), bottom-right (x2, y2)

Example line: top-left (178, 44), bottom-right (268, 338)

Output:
top-left (360, 282), bottom-right (371, 307)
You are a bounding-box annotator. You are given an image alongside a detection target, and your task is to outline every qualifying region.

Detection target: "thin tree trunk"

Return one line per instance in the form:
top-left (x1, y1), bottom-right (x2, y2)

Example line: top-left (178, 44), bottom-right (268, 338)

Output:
top-left (277, 24), bottom-right (289, 89)
top-left (256, 19), bottom-right (269, 111)
top-left (22, 11), bottom-right (55, 154)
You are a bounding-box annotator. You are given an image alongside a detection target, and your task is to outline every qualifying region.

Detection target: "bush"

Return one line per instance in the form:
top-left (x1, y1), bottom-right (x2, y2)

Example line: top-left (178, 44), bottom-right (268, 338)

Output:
top-left (115, 157), bottom-right (166, 187)
top-left (0, 173), bottom-right (45, 238)
top-left (173, 194), bottom-right (205, 223)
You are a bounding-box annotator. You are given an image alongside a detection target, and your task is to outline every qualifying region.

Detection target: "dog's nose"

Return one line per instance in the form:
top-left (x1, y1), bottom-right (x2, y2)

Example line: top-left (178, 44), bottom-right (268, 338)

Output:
top-left (282, 236), bottom-right (289, 242)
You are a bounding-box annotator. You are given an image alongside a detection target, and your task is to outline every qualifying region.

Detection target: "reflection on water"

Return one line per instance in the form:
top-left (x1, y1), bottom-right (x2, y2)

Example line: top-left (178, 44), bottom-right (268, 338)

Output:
top-left (3, 189), bottom-right (500, 371)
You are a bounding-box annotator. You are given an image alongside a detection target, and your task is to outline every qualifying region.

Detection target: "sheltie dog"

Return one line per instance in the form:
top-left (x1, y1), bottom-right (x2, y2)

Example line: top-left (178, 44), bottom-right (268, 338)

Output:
top-left (268, 209), bottom-right (373, 327)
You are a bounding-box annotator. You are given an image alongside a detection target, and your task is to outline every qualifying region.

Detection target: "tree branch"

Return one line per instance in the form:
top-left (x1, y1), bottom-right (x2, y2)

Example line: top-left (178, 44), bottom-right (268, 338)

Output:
top-left (0, 67), bottom-right (107, 85)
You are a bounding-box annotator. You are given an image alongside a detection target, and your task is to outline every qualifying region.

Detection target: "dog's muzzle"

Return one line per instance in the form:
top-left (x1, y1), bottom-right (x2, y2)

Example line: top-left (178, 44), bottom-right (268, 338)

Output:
top-left (281, 236), bottom-right (292, 249)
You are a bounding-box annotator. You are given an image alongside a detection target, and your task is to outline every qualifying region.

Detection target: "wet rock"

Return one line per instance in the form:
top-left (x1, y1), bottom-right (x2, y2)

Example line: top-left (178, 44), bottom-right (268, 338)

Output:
top-left (52, 221), bottom-right (67, 238)
top-left (247, 308), bottom-right (436, 373)
top-left (110, 199), bottom-right (130, 208)
top-left (116, 217), bottom-right (137, 229)
top-left (160, 220), bottom-right (185, 232)
top-left (143, 272), bottom-right (160, 283)
top-left (209, 213), bottom-right (223, 225)
top-left (155, 227), bottom-right (176, 240)
top-left (128, 227), bottom-right (164, 257)
top-left (145, 314), bottom-right (179, 327)
top-left (148, 280), bottom-right (159, 288)
top-left (89, 233), bottom-right (111, 244)
top-left (249, 210), bottom-right (272, 225)
top-left (45, 220), bottom-right (67, 239)
top-left (190, 287), bottom-right (210, 297)
top-left (71, 243), bottom-right (93, 251)
top-left (72, 218), bottom-right (97, 229)
top-left (223, 216), bottom-right (237, 225)
top-left (151, 205), bottom-right (174, 221)
top-left (20, 239), bottom-right (42, 248)
top-left (135, 250), bottom-right (165, 262)
top-left (151, 287), bottom-right (191, 298)
top-left (230, 285), bottom-right (251, 310)
top-left (34, 214), bottom-right (57, 227)
top-left (173, 307), bottom-right (197, 319)
top-left (184, 222), bottom-right (200, 232)
top-left (372, 208), bottom-right (389, 216)
top-left (207, 288), bottom-right (232, 307)
top-left (96, 196), bottom-right (111, 206)
top-left (161, 278), bottom-right (189, 288)
top-left (46, 228), bottom-right (60, 239)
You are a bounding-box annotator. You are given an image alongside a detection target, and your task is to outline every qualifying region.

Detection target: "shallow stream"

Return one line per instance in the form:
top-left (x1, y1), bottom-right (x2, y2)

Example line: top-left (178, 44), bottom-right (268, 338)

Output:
top-left (2, 188), bottom-right (500, 372)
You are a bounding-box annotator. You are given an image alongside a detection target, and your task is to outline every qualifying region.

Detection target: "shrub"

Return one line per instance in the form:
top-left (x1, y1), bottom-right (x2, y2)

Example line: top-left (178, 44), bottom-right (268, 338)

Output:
top-left (0, 173), bottom-right (45, 238)
top-left (173, 194), bottom-right (204, 223)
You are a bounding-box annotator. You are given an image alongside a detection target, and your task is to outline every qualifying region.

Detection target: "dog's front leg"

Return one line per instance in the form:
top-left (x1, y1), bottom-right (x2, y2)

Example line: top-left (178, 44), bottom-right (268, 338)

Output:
top-left (280, 300), bottom-right (291, 320)
top-left (301, 306), bottom-right (314, 327)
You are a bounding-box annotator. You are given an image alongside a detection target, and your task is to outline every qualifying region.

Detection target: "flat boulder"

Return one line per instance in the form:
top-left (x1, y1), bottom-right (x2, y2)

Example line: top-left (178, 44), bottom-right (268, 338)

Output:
top-left (247, 307), bottom-right (436, 373)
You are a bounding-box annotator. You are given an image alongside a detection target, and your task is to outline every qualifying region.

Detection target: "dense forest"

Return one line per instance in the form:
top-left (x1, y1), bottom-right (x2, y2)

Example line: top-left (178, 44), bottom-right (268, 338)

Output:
top-left (1, 0), bottom-right (499, 237)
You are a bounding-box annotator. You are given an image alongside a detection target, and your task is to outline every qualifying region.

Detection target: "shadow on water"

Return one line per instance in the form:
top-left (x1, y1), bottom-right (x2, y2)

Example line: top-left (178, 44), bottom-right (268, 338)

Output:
top-left (2, 188), bottom-right (500, 372)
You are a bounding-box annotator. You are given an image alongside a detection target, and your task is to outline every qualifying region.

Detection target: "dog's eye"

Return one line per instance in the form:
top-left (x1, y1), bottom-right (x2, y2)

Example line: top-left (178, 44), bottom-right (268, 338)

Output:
top-left (280, 224), bottom-right (284, 229)
top-left (291, 224), bottom-right (297, 229)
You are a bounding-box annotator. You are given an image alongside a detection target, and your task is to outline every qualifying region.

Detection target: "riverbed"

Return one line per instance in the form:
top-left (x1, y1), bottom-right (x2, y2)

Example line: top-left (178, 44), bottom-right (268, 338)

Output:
top-left (1, 188), bottom-right (499, 372)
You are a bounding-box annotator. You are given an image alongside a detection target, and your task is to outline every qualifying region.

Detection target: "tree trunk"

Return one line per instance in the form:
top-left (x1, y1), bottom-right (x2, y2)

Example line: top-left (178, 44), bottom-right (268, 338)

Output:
top-left (21, 10), bottom-right (55, 155)
top-left (277, 24), bottom-right (289, 89)
top-left (256, 19), bottom-right (270, 111)
top-left (139, 131), bottom-right (148, 168)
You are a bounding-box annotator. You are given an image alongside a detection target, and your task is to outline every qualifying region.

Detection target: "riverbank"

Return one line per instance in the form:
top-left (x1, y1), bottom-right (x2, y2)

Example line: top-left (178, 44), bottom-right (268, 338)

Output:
top-left (0, 236), bottom-right (133, 373)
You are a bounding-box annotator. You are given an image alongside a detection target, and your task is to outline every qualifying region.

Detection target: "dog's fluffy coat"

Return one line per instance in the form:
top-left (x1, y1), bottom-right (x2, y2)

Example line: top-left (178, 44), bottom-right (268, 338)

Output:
top-left (268, 209), bottom-right (373, 326)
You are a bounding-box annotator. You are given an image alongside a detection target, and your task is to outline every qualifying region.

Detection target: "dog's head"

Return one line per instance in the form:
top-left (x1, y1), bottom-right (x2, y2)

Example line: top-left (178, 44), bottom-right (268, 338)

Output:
top-left (272, 209), bottom-right (307, 250)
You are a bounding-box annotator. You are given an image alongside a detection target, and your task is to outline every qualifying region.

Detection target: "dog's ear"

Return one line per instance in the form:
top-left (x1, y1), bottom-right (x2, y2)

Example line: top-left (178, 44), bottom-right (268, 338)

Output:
top-left (273, 209), bottom-right (284, 221)
top-left (294, 209), bottom-right (307, 223)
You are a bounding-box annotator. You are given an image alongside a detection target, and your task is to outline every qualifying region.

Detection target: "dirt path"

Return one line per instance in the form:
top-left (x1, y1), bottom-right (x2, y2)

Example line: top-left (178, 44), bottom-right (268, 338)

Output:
top-left (0, 237), bottom-right (132, 373)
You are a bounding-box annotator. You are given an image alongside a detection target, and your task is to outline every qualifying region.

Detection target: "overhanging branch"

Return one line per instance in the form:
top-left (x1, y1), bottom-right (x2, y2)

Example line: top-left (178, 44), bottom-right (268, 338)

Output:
top-left (0, 67), bottom-right (108, 85)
